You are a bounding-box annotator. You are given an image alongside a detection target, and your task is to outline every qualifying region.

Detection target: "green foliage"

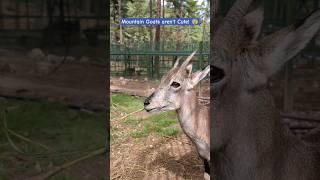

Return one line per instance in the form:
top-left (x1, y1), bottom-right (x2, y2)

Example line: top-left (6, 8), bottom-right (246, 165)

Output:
top-left (110, 0), bottom-right (210, 46)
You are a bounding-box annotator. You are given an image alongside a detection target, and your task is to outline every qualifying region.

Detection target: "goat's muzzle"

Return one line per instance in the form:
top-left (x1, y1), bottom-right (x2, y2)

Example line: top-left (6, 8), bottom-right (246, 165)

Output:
top-left (144, 93), bottom-right (154, 112)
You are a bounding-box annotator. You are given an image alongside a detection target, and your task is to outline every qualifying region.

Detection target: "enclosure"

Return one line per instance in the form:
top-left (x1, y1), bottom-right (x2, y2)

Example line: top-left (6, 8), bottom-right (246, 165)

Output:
top-left (110, 0), bottom-right (320, 179)
top-left (110, 41), bottom-right (209, 79)
top-left (109, 0), bottom-right (210, 179)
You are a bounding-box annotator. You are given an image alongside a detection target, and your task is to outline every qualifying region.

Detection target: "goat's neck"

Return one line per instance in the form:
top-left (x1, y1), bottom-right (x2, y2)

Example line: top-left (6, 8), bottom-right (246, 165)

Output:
top-left (176, 90), bottom-right (197, 133)
top-left (176, 89), bottom-right (209, 148)
top-left (214, 89), bottom-right (287, 179)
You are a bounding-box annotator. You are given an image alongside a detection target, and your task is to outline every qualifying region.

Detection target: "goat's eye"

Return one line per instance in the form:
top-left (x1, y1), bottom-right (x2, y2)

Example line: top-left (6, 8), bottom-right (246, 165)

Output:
top-left (171, 81), bottom-right (181, 88)
top-left (211, 65), bottom-right (225, 83)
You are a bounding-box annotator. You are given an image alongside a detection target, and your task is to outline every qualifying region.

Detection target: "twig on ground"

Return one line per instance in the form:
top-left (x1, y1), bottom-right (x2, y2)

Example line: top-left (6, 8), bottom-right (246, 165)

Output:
top-left (7, 129), bottom-right (51, 151)
top-left (26, 147), bottom-right (106, 180)
top-left (2, 110), bottom-right (25, 154)
top-left (112, 108), bottom-right (144, 121)
top-left (2, 108), bottom-right (52, 155)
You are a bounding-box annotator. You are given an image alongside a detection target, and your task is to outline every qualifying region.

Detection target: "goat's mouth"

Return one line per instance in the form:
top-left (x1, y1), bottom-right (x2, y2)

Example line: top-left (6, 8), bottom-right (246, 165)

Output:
top-left (144, 105), bottom-right (168, 113)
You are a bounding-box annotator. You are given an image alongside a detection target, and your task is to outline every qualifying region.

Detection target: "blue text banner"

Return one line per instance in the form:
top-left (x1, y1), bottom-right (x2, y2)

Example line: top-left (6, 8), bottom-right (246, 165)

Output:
top-left (120, 18), bottom-right (201, 26)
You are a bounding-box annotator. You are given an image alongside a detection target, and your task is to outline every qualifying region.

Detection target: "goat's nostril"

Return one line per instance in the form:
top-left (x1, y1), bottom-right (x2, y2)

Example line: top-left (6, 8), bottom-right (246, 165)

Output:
top-left (144, 99), bottom-right (150, 106)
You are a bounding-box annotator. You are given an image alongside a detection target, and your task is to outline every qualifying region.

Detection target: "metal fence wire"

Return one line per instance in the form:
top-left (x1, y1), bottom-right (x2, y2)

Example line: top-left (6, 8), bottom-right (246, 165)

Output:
top-left (110, 42), bottom-right (210, 79)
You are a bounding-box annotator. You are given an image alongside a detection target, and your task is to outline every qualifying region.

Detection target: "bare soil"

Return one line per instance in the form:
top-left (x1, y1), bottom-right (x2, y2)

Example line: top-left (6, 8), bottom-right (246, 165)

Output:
top-left (0, 48), bottom-right (107, 110)
top-left (111, 123), bottom-right (204, 180)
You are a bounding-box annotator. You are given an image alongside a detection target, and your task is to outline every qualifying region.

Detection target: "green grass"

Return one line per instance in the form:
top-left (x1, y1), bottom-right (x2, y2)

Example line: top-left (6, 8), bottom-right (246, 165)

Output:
top-left (0, 99), bottom-right (106, 180)
top-left (129, 111), bottom-right (180, 138)
top-left (111, 93), bottom-right (144, 113)
top-left (110, 93), bottom-right (181, 139)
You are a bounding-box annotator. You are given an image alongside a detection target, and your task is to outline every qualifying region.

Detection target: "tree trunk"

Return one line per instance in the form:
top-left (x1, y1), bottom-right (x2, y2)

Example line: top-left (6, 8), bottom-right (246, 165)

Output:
top-left (149, 0), bottom-right (153, 48)
top-left (154, 0), bottom-right (161, 78)
top-left (162, 0), bottom-right (165, 51)
top-left (155, 0), bottom-right (161, 47)
top-left (83, 0), bottom-right (91, 14)
top-left (15, 1), bottom-right (20, 30)
top-left (26, 0), bottom-right (30, 29)
top-left (212, 0), bottom-right (219, 17)
top-left (0, 0), bottom-right (3, 29)
top-left (176, 0), bottom-right (183, 51)
top-left (59, 0), bottom-right (65, 22)
top-left (118, 0), bottom-right (123, 44)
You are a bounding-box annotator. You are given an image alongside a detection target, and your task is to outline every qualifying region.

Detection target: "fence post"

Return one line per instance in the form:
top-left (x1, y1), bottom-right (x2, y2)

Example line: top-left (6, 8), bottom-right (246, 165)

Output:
top-left (154, 44), bottom-right (160, 79)
top-left (283, 58), bottom-right (294, 112)
top-left (123, 46), bottom-right (128, 77)
top-left (147, 55), bottom-right (152, 79)
top-left (199, 41), bottom-right (204, 69)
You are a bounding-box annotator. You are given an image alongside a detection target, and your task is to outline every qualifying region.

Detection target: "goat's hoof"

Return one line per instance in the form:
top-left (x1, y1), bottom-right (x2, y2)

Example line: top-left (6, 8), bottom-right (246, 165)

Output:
top-left (204, 172), bottom-right (210, 180)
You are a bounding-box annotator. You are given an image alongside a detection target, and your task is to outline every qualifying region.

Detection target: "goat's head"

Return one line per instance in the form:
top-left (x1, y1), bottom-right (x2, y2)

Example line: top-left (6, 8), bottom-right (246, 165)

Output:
top-left (144, 52), bottom-right (210, 113)
top-left (211, 0), bottom-right (320, 149)
top-left (212, 0), bottom-right (320, 94)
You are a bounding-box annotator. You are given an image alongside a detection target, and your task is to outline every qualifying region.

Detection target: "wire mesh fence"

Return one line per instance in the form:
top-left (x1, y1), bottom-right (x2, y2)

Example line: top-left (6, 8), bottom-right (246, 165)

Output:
top-left (0, 0), bottom-right (105, 49)
top-left (111, 53), bottom-right (209, 79)
top-left (110, 41), bottom-right (209, 79)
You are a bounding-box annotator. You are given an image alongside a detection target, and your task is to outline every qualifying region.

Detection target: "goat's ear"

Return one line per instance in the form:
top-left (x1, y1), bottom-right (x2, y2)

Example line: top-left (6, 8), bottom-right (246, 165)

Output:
top-left (187, 65), bottom-right (210, 89)
top-left (258, 10), bottom-right (320, 77)
top-left (243, 7), bottom-right (264, 42)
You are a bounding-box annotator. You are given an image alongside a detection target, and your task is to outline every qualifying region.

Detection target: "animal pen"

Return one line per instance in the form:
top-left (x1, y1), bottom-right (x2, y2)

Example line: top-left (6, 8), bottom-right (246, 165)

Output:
top-left (0, 0), bottom-right (106, 58)
top-left (110, 0), bottom-right (320, 138)
top-left (0, 1), bottom-right (107, 179)
top-left (110, 41), bottom-right (210, 79)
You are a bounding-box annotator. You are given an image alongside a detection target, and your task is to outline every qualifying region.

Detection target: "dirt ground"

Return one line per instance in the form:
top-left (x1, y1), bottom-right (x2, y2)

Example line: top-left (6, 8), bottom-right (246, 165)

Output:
top-left (111, 133), bottom-right (204, 179)
top-left (0, 48), bottom-right (107, 110)
top-left (111, 109), bottom-right (205, 180)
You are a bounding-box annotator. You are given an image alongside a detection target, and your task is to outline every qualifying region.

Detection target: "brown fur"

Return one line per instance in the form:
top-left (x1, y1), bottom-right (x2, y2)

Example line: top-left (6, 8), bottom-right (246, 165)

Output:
top-left (211, 0), bottom-right (320, 179)
top-left (144, 53), bottom-right (210, 178)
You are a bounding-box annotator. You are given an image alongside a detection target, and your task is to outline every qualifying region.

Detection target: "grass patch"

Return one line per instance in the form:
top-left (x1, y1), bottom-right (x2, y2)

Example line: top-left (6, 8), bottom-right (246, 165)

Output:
top-left (123, 117), bottom-right (141, 125)
top-left (110, 93), bottom-right (181, 140)
top-left (159, 128), bottom-right (180, 137)
top-left (111, 93), bottom-right (143, 113)
top-left (129, 111), bottom-right (181, 138)
top-left (129, 131), bottom-right (149, 138)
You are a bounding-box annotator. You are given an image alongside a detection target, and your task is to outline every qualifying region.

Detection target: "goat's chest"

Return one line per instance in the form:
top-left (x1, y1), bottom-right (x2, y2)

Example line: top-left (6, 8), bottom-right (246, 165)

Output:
top-left (179, 120), bottom-right (210, 160)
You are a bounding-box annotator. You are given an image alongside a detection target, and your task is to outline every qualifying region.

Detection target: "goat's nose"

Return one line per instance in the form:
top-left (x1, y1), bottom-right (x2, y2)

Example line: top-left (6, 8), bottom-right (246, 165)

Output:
top-left (144, 99), bottom-right (150, 106)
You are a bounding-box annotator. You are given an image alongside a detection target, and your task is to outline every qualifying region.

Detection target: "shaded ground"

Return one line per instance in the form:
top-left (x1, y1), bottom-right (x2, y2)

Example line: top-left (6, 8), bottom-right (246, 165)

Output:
top-left (0, 99), bottom-right (106, 180)
top-left (0, 48), bottom-right (106, 110)
top-left (0, 48), bottom-right (107, 179)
